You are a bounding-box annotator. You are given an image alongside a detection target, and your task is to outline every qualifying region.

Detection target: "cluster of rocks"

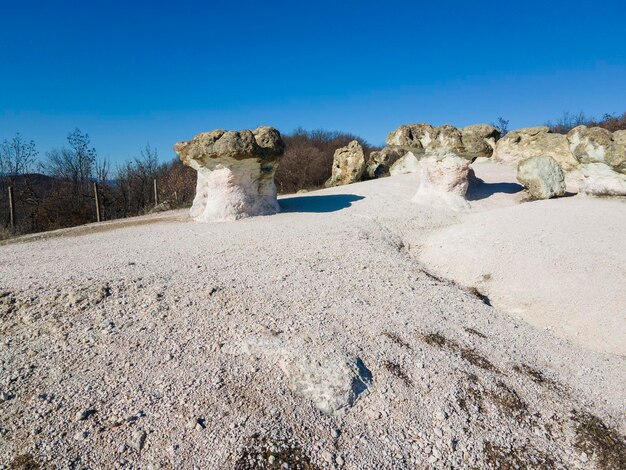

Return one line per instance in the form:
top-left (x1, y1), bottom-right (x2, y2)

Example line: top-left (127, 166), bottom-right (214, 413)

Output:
top-left (494, 125), bottom-right (626, 198)
top-left (325, 123), bottom-right (625, 208)
top-left (173, 123), bottom-right (625, 223)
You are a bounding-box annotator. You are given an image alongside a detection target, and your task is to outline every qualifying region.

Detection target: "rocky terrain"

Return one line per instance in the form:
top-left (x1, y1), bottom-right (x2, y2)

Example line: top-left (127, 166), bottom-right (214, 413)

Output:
top-left (1, 163), bottom-right (625, 469)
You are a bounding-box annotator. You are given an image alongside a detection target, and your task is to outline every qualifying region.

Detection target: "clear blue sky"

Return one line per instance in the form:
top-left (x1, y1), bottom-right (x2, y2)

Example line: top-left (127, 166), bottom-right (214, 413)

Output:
top-left (1, 0), bottom-right (625, 164)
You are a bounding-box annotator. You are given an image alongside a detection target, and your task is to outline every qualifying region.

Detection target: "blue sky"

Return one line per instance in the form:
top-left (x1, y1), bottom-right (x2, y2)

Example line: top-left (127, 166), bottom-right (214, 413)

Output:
top-left (1, 0), bottom-right (625, 164)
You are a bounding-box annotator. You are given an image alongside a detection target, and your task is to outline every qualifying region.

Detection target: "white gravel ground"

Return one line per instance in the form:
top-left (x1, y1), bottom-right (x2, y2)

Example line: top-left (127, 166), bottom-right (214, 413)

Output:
top-left (1, 162), bottom-right (625, 469)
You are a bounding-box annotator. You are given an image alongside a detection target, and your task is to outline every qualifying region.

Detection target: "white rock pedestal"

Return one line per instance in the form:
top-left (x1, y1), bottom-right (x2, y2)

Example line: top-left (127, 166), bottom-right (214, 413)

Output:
top-left (174, 126), bottom-right (285, 222)
top-left (411, 154), bottom-right (470, 210)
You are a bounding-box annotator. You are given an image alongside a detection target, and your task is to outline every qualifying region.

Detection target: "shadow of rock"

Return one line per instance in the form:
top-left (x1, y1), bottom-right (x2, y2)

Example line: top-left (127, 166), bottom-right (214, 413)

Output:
top-left (467, 176), bottom-right (524, 201)
top-left (279, 194), bottom-right (365, 213)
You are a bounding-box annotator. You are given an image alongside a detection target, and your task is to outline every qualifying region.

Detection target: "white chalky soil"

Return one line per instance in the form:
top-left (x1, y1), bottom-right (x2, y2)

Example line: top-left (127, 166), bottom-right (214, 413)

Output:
top-left (1, 162), bottom-right (624, 469)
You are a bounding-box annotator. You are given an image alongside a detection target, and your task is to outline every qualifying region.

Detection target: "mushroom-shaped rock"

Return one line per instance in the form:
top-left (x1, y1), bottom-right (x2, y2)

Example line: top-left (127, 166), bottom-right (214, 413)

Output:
top-left (493, 126), bottom-right (578, 171)
top-left (516, 156), bottom-right (566, 200)
top-left (411, 154), bottom-right (471, 210)
top-left (578, 163), bottom-right (626, 196)
top-left (384, 123), bottom-right (500, 169)
top-left (174, 126), bottom-right (284, 222)
top-left (325, 140), bottom-right (366, 187)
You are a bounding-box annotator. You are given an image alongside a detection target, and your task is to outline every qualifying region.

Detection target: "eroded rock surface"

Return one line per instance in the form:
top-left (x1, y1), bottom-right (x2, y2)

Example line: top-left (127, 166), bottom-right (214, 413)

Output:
top-left (517, 156), bottom-right (566, 200)
top-left (386, 123), bottom-right (499, 160)
top-left (578, 163), bottom-right (626, 196)
top-left (242, 335), bottom-right (371, 416)
top-left (411, 154), bottom-right (471, 210)
top-left (325, 140), bottom-right (366, 187)
top-left (174, 126), bottom-right (284, 221)
top-left (493, 127), bottom-right (579, 171)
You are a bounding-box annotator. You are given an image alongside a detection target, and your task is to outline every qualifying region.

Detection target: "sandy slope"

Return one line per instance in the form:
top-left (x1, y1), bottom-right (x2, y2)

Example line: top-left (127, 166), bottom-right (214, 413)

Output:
top-left (1, 162), bottom-right (625, 469)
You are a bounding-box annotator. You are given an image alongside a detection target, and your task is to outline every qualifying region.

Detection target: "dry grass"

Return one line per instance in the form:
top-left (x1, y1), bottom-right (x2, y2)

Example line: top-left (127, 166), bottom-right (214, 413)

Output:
top-left (572, 411), bottom-right (626, 470)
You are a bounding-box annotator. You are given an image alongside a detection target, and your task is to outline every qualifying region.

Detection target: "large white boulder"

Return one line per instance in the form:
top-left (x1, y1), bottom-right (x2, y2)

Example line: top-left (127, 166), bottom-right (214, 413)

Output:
top-left (411, 154), bottom-right (470, 210)
top-left (174, 127), bottom-right (284, 222)
top-left (567, 125), bottom-right (613, 165)
top-left (325, 140), bottom-right (366, 187)
top-left (493, 126), bottom-right (579, 171)
top-left (578, 163), bottom-right (626, 196)
top-left (516, 156), bottom-right (566, 200)
top-left (389, 151), bottom-right (421, 176)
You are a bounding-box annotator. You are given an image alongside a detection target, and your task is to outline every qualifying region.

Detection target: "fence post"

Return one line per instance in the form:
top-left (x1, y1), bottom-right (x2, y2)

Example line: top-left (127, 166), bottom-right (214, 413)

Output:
top-left (8, 186), bottom-right (15, 229)
top-left (93, 182), bottom-right (101, 222)
top-left (154, 178), bottom-right (158, 207)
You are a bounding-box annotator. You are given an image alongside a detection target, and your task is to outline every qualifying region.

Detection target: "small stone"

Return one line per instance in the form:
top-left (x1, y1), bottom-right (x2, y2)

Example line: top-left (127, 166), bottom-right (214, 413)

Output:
top-left (76, 409), bottom-right (96, 421)
top-left (129, 429), bottom-right (147, 451)
top-left (74, 431), bottom-right (88, 441)
top-left (331, 428), bottom-right (340, 438)
top-left (336, 455), bottom-right (344, 466)
top-left (268, 455), bottom-right (276, 464)
top-left (322, 451), bottom-right (334, 463)
top-left (434, 427), bottom-right (444, 438)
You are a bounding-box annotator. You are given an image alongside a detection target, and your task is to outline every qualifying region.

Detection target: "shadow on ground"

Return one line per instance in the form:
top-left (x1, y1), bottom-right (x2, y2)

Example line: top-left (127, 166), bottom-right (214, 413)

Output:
top-left (279, 194), bottom-right (365, 213)
top-left (467, 177), bottom-right (524, 201)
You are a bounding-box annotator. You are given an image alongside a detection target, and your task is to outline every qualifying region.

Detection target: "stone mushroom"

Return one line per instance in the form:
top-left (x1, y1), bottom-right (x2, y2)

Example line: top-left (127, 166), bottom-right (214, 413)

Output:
top-left (174, 126), bottom-right (285, 222)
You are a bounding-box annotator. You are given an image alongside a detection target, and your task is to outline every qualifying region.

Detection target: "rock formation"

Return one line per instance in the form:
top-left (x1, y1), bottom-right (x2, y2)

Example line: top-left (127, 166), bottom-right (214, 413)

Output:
top-left (242, 335), bottom-right (371, 416)
top-left (516, 156), bottom-right (566, 200)
top-left (325, 140), bottom-right (366, 187)
top-left (493, 126), bottom-right (579, 171)
top-left (411, 154), bottom-right (471, 210)
top-left (366, 147), bottom-right (404, 178)
top-left (578, 163), bottom-right (626, 196)
top-left (567, 125), bottom-right (626, 175)
top-left (385, 123), bottom-right (499, 160)
top-left (174, 126), bottom-right (284, 222)
top-left (389, 152), bottom-right (421, 176)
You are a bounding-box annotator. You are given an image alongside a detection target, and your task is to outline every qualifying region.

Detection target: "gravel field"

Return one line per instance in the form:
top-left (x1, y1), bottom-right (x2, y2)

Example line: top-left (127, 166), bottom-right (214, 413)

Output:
top-left (1, 163), bottom-right (625, 469)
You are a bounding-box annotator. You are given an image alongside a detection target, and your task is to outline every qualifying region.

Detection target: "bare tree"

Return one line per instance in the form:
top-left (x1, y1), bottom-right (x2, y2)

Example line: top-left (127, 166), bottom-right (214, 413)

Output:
top-left (0, 133), bottom-right (39, 178)
top-left (46, 129), bottom-right (97, 204)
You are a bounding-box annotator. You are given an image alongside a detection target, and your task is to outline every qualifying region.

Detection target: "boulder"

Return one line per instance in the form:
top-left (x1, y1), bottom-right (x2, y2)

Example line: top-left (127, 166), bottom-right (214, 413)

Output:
top-left (385, 123), bottom-right (432, 151)
top-left (325, 140), bottom-right (366, 187)
top-left (567, 125), bottom-right (613, 165)
top-left (242, 335), bottom-right (371, 416)
top-left (578, 163), bottom-right (626, 196)
top-left (366, 147), bottom-right (406, 178)
top-left (280, 353), bottom-right (371, 416)
top-left (516, 156), bottom-right (566, 200)
top-left (174, 126), bottom-right (284, 222)
top-left (461, 124), bottom-right (500, 158)
top-left (389, 152), bottom-right (421, 176)
top-left (411, 154), bottom-right (471, 210)
top-left (607, 130), bottom-right (626, 174)
top-left (493, 126), bottom-right (579, 171)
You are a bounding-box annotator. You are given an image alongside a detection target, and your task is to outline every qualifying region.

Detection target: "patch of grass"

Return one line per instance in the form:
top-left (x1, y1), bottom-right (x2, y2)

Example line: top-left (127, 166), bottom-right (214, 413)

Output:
top-left (382, 332), bottom-right (412, 350)
top-left (464, 327), bottom-right (487, 339)
top-left (419, 332), bottom-right (497, 372)
top-left (483, 441), bottom-right (555, 469)
top-left (9, 454), bottom-right (40, 470)
top-left (512, 363), bottom-right (561, 392)
top-left (235, 434), bottom-right (316, 470)
top-left (572, 411), bottom-right (626, 470)
top-left (383, 361), bottom-right (412, 386)
top-left (489, 381), bottom-right (528, 422)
